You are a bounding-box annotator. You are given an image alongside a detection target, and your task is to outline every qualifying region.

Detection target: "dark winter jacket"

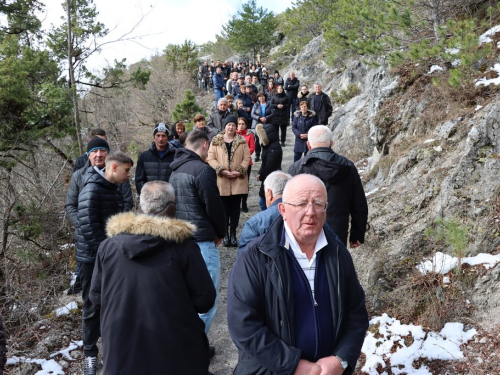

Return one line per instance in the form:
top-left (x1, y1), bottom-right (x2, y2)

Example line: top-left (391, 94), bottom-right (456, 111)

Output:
top-left (256, 123), bottom-right (282, 198)
top-left (307, 92), bottom-right (333, 125)
top-left (284, 77), bottom-right (300, 99)
top-left (135, 142), bottom-right (177, 195)
top-left (213, 72), bottom-right (225, 91)
top-left (66, 160), bottom-right (133, 231)
top-left (238, 198), bottom-right (282, 255)
top-left (90, 212), bottom-right (215, 375)
top-left (236, 92), bottom-right (255, 113)
top-left (170, 148), bottom-right (227, 242)
top-left (270, 92), bottom-right (291, 125)
top-left (72, 153), bottom-right (88, 173)
top-left (207, 110), bottom-right (230, 132)
top-left (296, 91), bottom-right (310, 107)
top-left (291, 109), bottom-right (317, 153)
top-left (251, 102), bottom-right (273, 129)
top-left (195, 126), bottom-right (216, 144)
top-left (227, 216), bottom-right (369, 375)
top-left (76, 167), bottom-right (125, 263)
top-left (288, 147), bottom-right (368, 245)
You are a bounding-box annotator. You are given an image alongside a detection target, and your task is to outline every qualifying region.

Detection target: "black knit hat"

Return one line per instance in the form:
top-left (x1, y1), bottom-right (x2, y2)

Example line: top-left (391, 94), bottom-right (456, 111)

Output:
top-left (86, 137), bottom-right (110, 154)
top-left (153, 123), bottom-right (169, 136)
top-left (222, 115), bottom-right (238, 127)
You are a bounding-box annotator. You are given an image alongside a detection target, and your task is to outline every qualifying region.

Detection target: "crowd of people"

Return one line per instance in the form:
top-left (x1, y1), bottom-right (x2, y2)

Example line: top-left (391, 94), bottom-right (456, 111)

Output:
top-left (63, 59), bottom-right (369, 375)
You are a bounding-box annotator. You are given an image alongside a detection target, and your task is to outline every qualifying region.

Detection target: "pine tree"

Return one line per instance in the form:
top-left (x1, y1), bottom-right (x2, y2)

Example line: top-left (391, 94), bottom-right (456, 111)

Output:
top-left (222, 0), bottom-right (277, 62)
top-left (171, 90), bottom-right (204, 124)
top-left (164, 39), bottom-right (199, 77)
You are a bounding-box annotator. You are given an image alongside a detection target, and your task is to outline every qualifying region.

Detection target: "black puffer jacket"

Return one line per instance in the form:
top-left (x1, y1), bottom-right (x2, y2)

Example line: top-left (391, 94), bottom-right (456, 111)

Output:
top-left (270, 92), bottom-right (291, 125)
top-left (66, 161), bottom-right (133, 232)
top-left (288, 147), bottom-right (368, 245)
top-left (256, 123), bottom-right (282, 198)
top-left (170, 148), bottom-right (227, 241)
top-left (90, 212), bottom-right (215, 375)
top-left (135, 142), bottom-right (177, 195)
top-left (76, 167), bottom-right (125, 263)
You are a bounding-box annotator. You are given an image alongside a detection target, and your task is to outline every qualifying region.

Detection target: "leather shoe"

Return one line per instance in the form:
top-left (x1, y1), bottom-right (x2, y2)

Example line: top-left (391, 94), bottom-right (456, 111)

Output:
top-left (223, 233), bottom-right (230, 247)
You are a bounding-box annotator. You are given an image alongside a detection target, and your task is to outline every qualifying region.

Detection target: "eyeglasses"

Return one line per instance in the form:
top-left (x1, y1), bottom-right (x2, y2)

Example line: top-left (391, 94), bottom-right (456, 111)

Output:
top-left (283, 201), bottom-right (327, 213)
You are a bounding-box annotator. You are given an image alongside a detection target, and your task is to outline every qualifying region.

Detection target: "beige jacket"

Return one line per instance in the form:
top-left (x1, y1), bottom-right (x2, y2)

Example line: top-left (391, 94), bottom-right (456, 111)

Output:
top-left (207, 132), bottom-right (251, 196)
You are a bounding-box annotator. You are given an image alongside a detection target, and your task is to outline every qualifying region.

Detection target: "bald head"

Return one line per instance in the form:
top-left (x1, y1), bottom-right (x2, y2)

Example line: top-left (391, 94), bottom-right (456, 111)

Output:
top-left (282, 174), bottom-right (327, 203)
top-left (307, 125), bottom-right (333, 149)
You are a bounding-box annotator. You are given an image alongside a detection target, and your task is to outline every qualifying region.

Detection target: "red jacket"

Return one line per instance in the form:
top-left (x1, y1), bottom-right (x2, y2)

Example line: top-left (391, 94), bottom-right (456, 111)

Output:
top-left (237, 129), bottom-right (255, 166)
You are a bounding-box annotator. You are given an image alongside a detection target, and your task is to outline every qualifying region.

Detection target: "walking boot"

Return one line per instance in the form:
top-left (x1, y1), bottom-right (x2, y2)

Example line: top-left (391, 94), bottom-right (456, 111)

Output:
top-left (83, 356), bottom-right (97, 375)
top-left (229, 228), bottom-right (238, 247)
top-left (223, 232), bottom-right (230, 247)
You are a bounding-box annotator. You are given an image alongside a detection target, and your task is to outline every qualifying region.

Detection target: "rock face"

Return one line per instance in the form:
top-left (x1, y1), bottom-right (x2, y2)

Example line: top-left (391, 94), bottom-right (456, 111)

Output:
top-left (280, 35), bottom-right (500, 328)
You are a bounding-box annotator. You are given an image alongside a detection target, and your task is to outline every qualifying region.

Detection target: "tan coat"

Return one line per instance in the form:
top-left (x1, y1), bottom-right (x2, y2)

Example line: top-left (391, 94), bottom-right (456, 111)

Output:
top-left (207, 132), bottom-right (251, 196)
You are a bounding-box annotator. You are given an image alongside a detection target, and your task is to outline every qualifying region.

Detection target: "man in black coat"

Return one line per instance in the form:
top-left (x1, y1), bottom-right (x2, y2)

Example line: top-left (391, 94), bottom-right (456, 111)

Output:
top-left (307, 83), bottom-right (333, 125)
top-left (284, 72), bottom-right (300, 121)
top-left (77, 152), bottom-right (134, 375)
top-left (255, 123), bottom-right (283, 211)
top-left (170, 130), bottom-right (227, 352)
top-left (207, 98), bottom-right (230, 132)
top-left (72, 128), bottom-right (107, 172)
top-left (135, 123), bottom-right (177, 195)
top-left (227, 174), bottom-right (368, 375)
top-left (288, 125), bottom-right (368, 248)
top-left (90, 181), bottom-right (215, 375)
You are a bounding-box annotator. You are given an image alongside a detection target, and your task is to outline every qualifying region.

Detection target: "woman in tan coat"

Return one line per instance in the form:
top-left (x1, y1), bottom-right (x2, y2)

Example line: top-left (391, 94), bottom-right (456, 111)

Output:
top-left (207, 115), bottom-right (251, 247)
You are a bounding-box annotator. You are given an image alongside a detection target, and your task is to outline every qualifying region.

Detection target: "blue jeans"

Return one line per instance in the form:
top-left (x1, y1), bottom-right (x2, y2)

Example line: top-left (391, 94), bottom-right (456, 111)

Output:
top-left (259, 196), bottom-right (267, 211)
top-left (197, 241), bottom-right (220, 335)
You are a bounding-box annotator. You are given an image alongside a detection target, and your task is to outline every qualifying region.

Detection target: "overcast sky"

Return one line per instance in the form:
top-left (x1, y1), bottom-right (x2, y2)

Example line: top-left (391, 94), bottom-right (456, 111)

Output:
top-left (39, 0), bottom-right (294, 72)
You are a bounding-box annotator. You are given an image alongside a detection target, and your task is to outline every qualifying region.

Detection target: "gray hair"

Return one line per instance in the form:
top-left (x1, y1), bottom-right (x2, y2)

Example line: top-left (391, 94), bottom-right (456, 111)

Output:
top-left (308, 125), bottom-right (332, 148)
top-left (140, 181), bottom-right (175, 215)
top-left (264, 171), bottom-right (292, 196)
top-left (218, 98), bottom-right (229, 105)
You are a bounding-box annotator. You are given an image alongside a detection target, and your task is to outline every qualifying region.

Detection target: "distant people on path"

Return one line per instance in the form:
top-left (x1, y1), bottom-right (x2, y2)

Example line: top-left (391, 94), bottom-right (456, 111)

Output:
top-left (273, 69), bottom-right (284, 85)
top-left (226, 71), bottom-right (239, 93)
top-left (197, 66), bottom-right (203, 89)
top-left (288, 125), bottom-right (368, 247)
top-left (238, 171), bottom-right (291, 255)
top-left (265, 78), bottom-right (277, 99)
top-left (270, 83), bottom-right (291, 147)
top-left (231, 75), bottom-right (245, 97)
top-left (207, 115), bottom-right (251, 248)
top-left (90, 181), bottom-right (216, 375)
top-left (308, 83), bottom-right (333, 125)
top-left (227, 174), bottom-right (369, 375)
top-left (292, 100), bottom-right (317, 162)
top-left (255, 123), bottom-right (283, 211)
top-left (72, 128), bottom-right (107, 172)
top-left (170, 131), bottom-right (227, 358)
top-left (259, 67), bottom-right (269, 87)
top-left (135, 123), bottom-right (177, 195)
top-left (213, 66), bottom-right (225, 109)
top-left (285, 71), bottom-right (300, 121)
top-left (252, 74), bottom-right (263, 93)
top-left (77, 152), bottom-right (133, 375)
top-left (193, 113), bottom-right (216, 143)
top-left (236, 117), bottom-right (255, 213)
top-left (251, 92), bottom-right (273, 162)
top-left (207, 98), bottom-right (230, 132)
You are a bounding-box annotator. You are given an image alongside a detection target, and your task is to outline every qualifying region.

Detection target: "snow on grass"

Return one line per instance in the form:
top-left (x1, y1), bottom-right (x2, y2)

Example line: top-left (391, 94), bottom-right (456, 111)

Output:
top-left (479, 25), bottom-right (500, 45)
top-left (7, 357), bottom-right (65, 375)
top-left (50, 340), bottom-right (83, 360)
top-left (54, 301), bottom-right (78, 317)
top-left (362, 314), bottom-right (477, 374)
top-left (423, 139), bottom-right (436, 144)
top-left (475, 63), bottom-right (500, 87)
top-left (417, 251), bottom-right (500, 275)
top-left (428, 65), bottom-right (443, 74)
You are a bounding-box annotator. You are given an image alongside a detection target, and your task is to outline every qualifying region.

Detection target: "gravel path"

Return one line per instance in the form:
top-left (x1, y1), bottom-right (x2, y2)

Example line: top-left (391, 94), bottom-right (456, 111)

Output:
top-left (208, 125), bottom-right (296, 374)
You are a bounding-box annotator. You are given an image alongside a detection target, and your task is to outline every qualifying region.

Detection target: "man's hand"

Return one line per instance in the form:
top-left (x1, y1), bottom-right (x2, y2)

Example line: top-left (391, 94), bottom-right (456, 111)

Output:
top-left (294, 359), bottom-right (322, 375)
top-left (214, 238), bottom-right (222, 246)
top-left (349, 240), bottom-right (362, 249)
top-left (300, 134), bottom-right (308, 139)
top-left (316, 356), bottom-right (344, 375)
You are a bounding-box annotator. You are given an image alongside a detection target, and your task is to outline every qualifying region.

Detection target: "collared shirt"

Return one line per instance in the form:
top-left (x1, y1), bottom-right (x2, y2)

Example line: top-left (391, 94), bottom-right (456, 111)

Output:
top-left (283, 222), bottom-right (328, 298)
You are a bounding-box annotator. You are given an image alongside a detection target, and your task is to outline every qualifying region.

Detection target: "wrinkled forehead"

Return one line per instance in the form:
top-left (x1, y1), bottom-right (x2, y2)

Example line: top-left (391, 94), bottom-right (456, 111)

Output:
top-left (284, 180), bottom-right (326, 201)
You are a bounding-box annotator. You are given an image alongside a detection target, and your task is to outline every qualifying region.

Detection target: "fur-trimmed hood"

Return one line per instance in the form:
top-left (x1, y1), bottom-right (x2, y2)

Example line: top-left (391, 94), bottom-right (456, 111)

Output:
top-left (255, 123), bottom-right (279, 146)
top-left (297, 91), bottom-right (309, 99)
top-left (293, 109), bottom-right (316, 118)
top-left (107, 212), bottom-right (195, 243)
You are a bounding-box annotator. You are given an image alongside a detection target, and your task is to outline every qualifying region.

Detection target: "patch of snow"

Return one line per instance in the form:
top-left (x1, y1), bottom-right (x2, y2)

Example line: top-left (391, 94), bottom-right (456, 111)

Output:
top-left (429, 65), bottom-right (443, 74)
top-left (6, 357), bottom-right (64, 375)
top-left (443, 276), bottom-right (450, 284)
top-left (479, 25), bottom-right (500, 44)
top-left (433, 146), bottom-right (443, 152)
top-left (365, 188), bottom-right (379, 197)
top-left (59, 243), bottom-right (74, 250)
top-left (417, 251), bottom-right (500, 275)
top-left (475, 105), bottom-right (483, 111)
top-left (475, 63), bottom-right (500, 87)
top-left (54, 301), bottom-right (78, 317)
top-left (423, 139), bottom-right (435, 144)
top-left (362, 314), bottom-right (477, 374)
top-left (446, 48), bottom-right (460, 55)
top-left (50, 340), bottom-right (83, 360)
top-left (452, 59), bottom-right (461, 67)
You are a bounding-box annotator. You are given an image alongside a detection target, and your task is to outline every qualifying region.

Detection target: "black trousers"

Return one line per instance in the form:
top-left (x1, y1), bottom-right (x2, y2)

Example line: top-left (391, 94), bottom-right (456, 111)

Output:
top-left (80, 261), bottom-right (100, 357)
top-left (221, 195), bottom-right (242, 229)
top-left (254, 133), bottom-right (261, 158)
top-left (279, 123), bottom-right (288, 144)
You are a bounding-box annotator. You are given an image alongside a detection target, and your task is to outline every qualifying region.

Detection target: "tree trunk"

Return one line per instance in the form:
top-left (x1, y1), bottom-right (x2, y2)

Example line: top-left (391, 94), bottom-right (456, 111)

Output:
top-left (67, 0), bottom-right (84, 155)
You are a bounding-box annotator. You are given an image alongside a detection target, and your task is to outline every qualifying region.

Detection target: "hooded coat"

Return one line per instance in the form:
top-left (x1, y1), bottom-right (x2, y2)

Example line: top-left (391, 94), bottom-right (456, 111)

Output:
top-left (207, 132), bottom-right (251, 196)
top-left (90, 212), bottom-right (215, 375)
top-left (256, 124), bottom-right (282, 198)
top-left (288, 147), bottom-right (368, 245)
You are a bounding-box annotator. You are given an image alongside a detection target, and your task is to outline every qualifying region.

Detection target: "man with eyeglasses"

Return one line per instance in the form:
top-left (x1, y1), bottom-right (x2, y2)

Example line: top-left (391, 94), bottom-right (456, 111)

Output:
top-left (227, 174), bottom-right (368, 375)
top-left (288, 125), bottom-right (368, 248)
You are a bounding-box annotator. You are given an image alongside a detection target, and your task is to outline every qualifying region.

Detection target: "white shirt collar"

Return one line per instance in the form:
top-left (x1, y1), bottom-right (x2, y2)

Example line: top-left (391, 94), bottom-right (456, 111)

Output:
top-left (283, 222), bottom-right (328, 266)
